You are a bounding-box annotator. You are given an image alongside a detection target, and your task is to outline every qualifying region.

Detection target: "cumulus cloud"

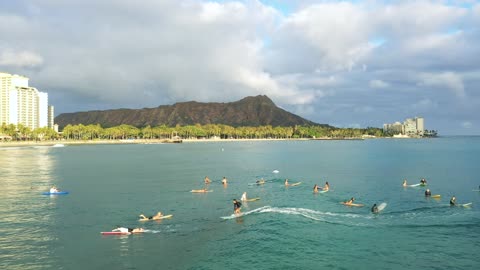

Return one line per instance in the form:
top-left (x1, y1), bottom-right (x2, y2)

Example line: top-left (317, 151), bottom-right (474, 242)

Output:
top-left (0, 0), bottom-right (479, 134)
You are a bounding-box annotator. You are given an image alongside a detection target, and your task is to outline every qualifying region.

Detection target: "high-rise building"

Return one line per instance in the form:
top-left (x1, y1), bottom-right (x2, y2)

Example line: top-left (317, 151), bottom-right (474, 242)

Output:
top-left (48, 105), bottom-right (54, 129)
top-left (0, 72), bottom-right (52, 130)
top-left (384, 117), bottom-right (426, 137)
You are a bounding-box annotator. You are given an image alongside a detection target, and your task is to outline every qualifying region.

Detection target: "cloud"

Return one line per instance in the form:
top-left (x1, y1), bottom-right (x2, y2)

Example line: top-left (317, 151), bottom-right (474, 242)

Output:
top-left (0, 49), bottom-right (43, 68)
top-left (1, 0), bottom-right (479, 134)
top-left (369, 79), bottom-right (389, 89)
top-left (418, 72), bottom-right (466, 98)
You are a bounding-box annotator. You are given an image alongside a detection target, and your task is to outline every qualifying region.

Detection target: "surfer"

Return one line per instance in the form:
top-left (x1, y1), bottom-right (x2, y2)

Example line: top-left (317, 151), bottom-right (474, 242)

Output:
top-left (402, 179), bottom-right (407, 187)
top-left (344, 197), bottom-right (355, 205)
top-left (241, 192), bottom-right (247, 201)
top-left (284, 179), bottom-right (289, 186)
top-left (233, 199), bottom-right (242, 214)
top-left (425, 189), bottom-right (432, 197)
top-left (450, 196), bottom-right (456, 206)
top-left (313, 184), bottom-right (319, 193)
top-left (204, 176), bottom-right (211, 184)
top-left (420, 178), bottom-right (427, 185)
top-left (323, 181), bottom-right (330, 191)
top-left (49, 186), bottom-right (60, 193)
top-left (256, 178), bottom-right (265, 185)
top-left (222, 177), bottom-right (228, 185)
top-left (112, 227), bottom-right (144, 233)
top-left (371, 204), bottom-right (379, 213)
top-left (139, 212), bottom-right (163, 221)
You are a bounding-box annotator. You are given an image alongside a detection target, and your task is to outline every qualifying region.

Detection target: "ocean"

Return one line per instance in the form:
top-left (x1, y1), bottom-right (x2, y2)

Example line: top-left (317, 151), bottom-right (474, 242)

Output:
top-left (1, 137), bottom-right (479, 269)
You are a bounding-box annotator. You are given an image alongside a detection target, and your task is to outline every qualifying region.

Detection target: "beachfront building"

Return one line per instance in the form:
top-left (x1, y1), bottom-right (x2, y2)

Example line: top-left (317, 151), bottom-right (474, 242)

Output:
top-left (384, 117), bottom-right (425, 137)
top-left (0, 72), bottom-right (54, 130)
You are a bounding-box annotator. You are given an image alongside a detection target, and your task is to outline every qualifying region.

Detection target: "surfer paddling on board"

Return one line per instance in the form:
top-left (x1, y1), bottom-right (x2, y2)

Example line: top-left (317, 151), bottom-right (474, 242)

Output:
top-left (313, 184), bottom-right (319, 193)
top-left (425, 189), bottom-right (432, 197)
top-left (204, 176), bottom-right (211, 184)
top-left (112, 227), bottom-right (144, 234)
top-left (450, 196), bottom-right (457, 206)
top-left (402, 179), bottom-right (408, 187)
top-left (139, 212), bottom-right (164, 221)
top-left (50, 186), bottom-right (60, 193)
top-left (344, 197), bottom-right (355, 205)
top-left (323, 181), bottom-right (330, 191)
top-left (371, 204), bottom-right (379, 214)
top-left (233, 199), bottom-right (242, 214)
top-left (256, 178), bottom-right (265, 185)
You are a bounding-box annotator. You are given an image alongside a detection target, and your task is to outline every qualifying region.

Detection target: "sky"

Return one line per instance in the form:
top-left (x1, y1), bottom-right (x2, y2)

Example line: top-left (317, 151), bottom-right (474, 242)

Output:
top-left (1, 0), bottom-right (479, 135)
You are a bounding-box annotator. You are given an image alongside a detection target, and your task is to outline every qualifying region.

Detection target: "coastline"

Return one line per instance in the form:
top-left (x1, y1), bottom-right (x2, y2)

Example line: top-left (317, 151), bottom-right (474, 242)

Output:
top-left (0, 137), bottom-right (371, 147)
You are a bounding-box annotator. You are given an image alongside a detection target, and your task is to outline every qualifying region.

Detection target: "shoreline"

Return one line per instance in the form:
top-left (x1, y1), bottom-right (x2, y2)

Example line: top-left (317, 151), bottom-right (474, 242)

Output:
top-left (0, 137), bottom-right (372, 147)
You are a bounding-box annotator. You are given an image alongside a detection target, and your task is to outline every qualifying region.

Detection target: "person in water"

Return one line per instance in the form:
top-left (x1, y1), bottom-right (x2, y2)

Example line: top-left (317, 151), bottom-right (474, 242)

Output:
top-left (402, 179), bottom-right (407, 187)
top-left (112, 227), bottom-right (144, 233)
top-left (222, 177), bottom-right (228, 185)
top-left (344, 197), bottom-right (355, 205)
top-left (241, 192), bottom-right (247, 201)
top-left (49, 186), bottom-right (60, 193)
top-left (233, 199), bottom-right (242, 214)
top-left (204, 176), bottom-right (211, 184)
top-left (371, 204), bottom-right (379, 213)
top-left (284, 179), bottom-right (289, 186)
top-left (139, 212), bottom-right (163, 221)
top-left (313, 184), bottom-right (319, 193)
top-left (450, 196), bottom-right (456, 206)
top-left (425, 189), bottom-right (432, 197)
top-left (323, 181), bottom-right (330, 191)
top-left (420, 178), bottom-right (427, 185)
top-left (256, 178), bottom-right (265, 185)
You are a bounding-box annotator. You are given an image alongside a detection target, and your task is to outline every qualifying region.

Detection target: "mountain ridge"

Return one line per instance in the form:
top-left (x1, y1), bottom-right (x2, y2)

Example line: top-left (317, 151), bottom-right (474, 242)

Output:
top-left (55, 95), bottom-right (327, 129)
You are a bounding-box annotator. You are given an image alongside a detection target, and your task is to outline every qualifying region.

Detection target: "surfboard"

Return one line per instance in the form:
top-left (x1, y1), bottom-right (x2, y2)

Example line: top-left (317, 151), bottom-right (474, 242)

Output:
top-left (290, 182), bottom-right (302, 186)
top-left (461, 202), bottom-right (472, 207)
top-left (139, 214), bottom-right (173, 221)
top-left (319, 189), bottom-right (329, 193)
top-left (341, 202), bottom-right (364, 207)
top-left (431, 195), bottom-right (441, 198)
top-left (408, 183), bottom-right (421, 187)
top-left (190, 190), bottom-right (213, 193)
top-left (272, 170), bottom-right (279, 174)
top-left (101, 231), bottom-right (131, 235)
top-left (377, 202), bottom-right (387, 212)
top-left (244, 198), bottom-right (260, 202)
top-left (42, 191), bottom-right (69, 195)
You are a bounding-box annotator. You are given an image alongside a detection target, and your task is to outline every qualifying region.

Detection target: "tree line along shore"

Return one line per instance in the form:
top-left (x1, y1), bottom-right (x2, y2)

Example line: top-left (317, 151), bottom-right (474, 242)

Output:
top-left (0, 123), bottom-right (390, 142)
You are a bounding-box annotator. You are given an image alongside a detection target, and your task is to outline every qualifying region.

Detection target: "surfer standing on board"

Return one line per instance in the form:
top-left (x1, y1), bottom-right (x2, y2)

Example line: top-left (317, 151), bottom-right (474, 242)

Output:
top-left (233, 199), bottom-right (242, 214)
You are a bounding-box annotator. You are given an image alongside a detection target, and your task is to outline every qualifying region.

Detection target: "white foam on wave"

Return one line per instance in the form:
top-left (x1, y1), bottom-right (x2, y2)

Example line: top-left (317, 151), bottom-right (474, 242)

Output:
top-left (221, 206), bottom-right (370, 222)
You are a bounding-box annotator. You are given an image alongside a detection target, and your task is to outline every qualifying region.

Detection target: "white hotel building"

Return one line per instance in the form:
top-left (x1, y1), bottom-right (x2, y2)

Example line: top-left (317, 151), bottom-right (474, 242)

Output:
top-left (383, 117), bottom-right (425, 137)
top-left (0, 72), bottom-right (54, 130)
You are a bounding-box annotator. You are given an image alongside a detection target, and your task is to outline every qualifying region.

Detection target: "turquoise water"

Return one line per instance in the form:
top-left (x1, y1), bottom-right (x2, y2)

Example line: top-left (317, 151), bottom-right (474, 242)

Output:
top-left (1, 138), bottom-right (479, 269)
